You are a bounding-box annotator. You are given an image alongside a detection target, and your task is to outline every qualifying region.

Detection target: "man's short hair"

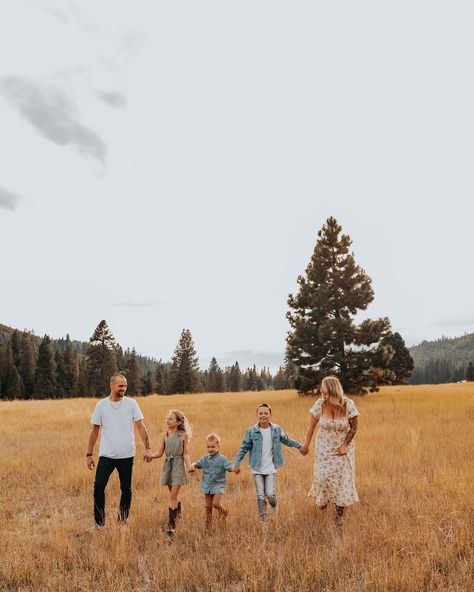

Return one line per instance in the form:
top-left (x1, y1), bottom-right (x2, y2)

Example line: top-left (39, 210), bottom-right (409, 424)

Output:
top-left (110, 373), bottom-right (127, 384)
top-left (256, 402), bottom-right (272, 413)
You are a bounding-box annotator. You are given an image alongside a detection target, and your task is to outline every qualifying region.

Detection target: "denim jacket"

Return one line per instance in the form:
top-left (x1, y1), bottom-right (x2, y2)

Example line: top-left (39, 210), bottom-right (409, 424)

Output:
top-left (234, 423), bottom-right (302, 471)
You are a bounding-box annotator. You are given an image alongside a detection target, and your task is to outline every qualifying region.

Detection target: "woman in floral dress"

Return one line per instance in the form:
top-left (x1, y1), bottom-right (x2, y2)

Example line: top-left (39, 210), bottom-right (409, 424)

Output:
top-left (300, 375), bottom-right (359, 527)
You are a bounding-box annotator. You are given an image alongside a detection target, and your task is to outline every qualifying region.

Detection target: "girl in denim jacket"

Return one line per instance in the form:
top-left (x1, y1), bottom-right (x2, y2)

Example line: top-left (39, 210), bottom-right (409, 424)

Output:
top-left (234, 402), bottom-right (303, 522)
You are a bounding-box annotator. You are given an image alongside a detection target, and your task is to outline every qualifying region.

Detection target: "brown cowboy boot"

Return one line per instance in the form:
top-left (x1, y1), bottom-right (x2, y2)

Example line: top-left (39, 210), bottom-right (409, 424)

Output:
top-left (167, 507), bottom-right (178, 536)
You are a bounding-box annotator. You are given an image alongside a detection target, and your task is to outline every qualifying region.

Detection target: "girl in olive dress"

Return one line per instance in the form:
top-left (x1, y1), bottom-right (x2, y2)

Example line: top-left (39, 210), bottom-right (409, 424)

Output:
top-left (151, 409), bottom-right (192, 535)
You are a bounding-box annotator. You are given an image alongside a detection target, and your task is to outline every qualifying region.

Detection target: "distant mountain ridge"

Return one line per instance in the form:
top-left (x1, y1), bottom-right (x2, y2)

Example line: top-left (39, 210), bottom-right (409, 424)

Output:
top-left (409, 332), bottom-right (474, 383)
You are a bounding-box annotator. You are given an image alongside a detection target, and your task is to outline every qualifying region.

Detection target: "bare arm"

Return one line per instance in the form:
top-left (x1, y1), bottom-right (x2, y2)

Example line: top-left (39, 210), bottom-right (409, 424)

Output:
top-left (337, 416), bottom-right (358, 455)
top-left (300, 414), bottom-right (319, 455)
top-left (151, 435), bottom-right (166, 459)
top-left (87, 425), bottom-right (100, 470)
top-left (135, 420), bottom-right (152, 461)
top-left (343, 416), bottom-right (358, 446)
top-left (183, 434), bottom-right (192, 471)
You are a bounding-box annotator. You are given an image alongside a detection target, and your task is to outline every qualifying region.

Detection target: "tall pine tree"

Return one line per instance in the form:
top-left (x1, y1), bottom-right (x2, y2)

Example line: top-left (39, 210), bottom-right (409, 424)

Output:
top-left (169, 329), bottom-right (200, 393)
top-left (287, 217), bottom-right (391, 395)
top-left (228, 362), bottom-right (242, 392)
top-left (33, 335), bottom-right (57, 399)
top-left (86, 321), bottom-right (118, 397)
top-left (7, 365), bottom-right (23, 399)
top-left (19, 331), bottom-right (36, 399)
top-left (206, 357), bottom-right (224, 392)
top-left (125, 348), bottom-right (141, 395)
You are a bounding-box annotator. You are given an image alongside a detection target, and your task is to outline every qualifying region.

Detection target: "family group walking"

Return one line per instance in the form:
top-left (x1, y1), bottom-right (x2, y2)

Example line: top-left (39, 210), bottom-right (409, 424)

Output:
top-left (86, 374), bottom-right (359, 534)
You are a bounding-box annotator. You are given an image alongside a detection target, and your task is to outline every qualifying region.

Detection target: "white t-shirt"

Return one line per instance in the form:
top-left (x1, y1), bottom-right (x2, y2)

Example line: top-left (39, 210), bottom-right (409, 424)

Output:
top-left (252, 426), bottom-right (276, 475)
top-left (91, 396), bottom-right (144, 459)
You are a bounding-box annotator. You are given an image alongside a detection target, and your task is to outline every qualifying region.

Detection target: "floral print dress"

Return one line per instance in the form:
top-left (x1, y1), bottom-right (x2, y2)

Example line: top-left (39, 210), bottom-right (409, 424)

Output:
top-left (308, 398), bottom-right (360, 507)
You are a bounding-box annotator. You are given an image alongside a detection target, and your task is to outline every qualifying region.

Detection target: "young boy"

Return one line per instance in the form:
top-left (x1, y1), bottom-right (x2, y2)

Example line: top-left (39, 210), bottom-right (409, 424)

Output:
top-left (189, 433), bottom-right (238, 529)
top-left (234, 402), bottom-right (302, 522)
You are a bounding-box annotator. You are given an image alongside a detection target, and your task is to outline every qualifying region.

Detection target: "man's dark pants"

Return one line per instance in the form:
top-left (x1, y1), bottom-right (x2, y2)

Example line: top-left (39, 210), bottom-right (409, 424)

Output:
top-left (94, 456), bottom-right (134, 526)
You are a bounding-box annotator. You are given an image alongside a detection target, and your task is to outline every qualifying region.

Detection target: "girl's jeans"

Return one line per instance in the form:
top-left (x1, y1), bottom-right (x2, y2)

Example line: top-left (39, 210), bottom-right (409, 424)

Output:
top-left (253, 473), bottom-right (277, 520)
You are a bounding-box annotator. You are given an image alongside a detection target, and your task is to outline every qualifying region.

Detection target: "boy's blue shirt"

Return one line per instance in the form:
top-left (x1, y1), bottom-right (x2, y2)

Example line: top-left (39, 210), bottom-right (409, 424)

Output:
top-left (194, 452), bottom-right (234, 494)
top-left (234, 422), bottom-right (302, 470)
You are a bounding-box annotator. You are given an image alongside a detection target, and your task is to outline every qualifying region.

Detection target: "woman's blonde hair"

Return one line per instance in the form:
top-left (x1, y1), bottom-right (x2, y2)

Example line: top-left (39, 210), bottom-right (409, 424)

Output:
top-left (168, 409), bottom-right (193, 438)
top-left (320, 376), bottom-right (346, 409)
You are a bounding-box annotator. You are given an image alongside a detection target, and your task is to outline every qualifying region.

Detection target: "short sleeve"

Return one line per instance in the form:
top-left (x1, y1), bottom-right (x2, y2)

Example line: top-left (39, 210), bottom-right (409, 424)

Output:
top-left (90, 402), bottom-right (102, 426)
top-left (309, 398), bottom-right (322, 419)
top-left (132, 400), bottom-right (144, 421)
top-left (194, 455), bottom-right (207, 470)
top-left (222, 456), bottom-right (234, 471)
top-left (346, 399), bottom-right (359, 419)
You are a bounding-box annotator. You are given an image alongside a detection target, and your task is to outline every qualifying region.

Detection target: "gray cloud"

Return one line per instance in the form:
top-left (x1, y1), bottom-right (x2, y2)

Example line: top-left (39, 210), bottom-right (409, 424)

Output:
top-left (98, 91), bottom-right (127, 109)
top-left (113, 300), bottom-right (162, 308)
top-left (0, 186), bottom-right (22, 211)
top-left (0, 76), bottom-right (106, 164)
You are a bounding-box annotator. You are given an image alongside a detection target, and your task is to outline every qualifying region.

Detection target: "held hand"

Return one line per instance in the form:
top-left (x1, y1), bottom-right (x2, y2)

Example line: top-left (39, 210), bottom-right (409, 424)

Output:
top-left (337, 444), bottom-right (348, 456)
top-left (233, 467), bottom-right (241, 474)
top-left (299, 446), bottom-right (309, 456)
top-left (143, 449), bottom-right (153, 462)
top-left (87, 456), bottom-right (95, 470)
top-left (188, 465), bottom-right (196, 473)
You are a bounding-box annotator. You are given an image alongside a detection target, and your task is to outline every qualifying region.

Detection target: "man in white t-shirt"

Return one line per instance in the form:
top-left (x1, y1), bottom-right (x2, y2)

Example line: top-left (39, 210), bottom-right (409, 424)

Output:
top-left (86, 373), bottom-right (152, 527)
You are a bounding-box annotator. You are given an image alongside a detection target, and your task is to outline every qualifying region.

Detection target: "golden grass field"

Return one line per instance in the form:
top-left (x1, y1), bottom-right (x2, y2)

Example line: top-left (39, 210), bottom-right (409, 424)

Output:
top-left (1, 384), bottom-right (473, 592)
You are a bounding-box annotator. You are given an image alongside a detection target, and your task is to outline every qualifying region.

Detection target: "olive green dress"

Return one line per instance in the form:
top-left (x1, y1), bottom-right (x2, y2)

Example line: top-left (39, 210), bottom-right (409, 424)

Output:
top-left (160, 431), bottom-right (188, 486)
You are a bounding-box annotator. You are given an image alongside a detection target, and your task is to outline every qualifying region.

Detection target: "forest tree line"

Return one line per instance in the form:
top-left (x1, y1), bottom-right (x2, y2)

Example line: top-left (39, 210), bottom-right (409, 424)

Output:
top-left (0, 322), bottom-right (293, 400)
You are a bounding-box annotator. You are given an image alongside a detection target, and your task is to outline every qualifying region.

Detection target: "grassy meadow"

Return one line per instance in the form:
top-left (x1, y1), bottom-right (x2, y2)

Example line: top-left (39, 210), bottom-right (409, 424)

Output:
top-left (1, 384), bottom-right (474, 592)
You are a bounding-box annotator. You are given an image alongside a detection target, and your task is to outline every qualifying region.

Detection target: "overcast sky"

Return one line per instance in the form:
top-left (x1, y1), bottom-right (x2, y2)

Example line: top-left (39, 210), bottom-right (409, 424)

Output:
top-left (1, 1), bottom-right (473, 368)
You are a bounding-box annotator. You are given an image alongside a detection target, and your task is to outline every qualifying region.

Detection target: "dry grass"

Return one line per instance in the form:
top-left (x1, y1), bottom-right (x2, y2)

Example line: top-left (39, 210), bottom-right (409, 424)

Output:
top-left (1, 384), bottom-right (474, 592)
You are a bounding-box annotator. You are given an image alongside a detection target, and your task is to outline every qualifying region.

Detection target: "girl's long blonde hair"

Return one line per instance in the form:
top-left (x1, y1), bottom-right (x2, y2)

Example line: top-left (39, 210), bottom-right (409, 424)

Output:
top-left (168, 409), bottom-right (193, 438)
top-left (321, 376), bottom-right (347, 410)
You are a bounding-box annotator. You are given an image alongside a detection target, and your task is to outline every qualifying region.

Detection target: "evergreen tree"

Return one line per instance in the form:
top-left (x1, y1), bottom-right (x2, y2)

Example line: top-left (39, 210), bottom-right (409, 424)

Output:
top-left (155, 362), bottom-right (170, 394)
top-left (10, 330), bottom-right (22, 368)
top-left (115, 345), bottom-right (125, 373)
top-left (379, 331), bottom-right (414, 384)
top-left (0, 344), bottom-right (14, 397)
top-left (6, 365), bottom-right (23, 399)
top-left (466, 361), bottom-right (474, 382)
top-left (273, 366), bottom-right (290, 389)
top-left (19, 331), bottom-right (36, 399)
top-left (287, 217), bottom-right (391, 395)
top-left (142, 370), bottom-right (155, 395)
top-left (77, 357), bottom-right (89, 396)
top-left (126, 348), bottom-right (141, 395)
top-left (60, 337), bottom-right (79, 396)
top-left (54, 350), bottom-right (65, 398)
top-left (33, 335), bottom-right (57, 399)
top-left (206, 357), bottom-right (224, 392)
top-left (169, 329), bottom-right (200, 393)
top-left (86, 320), bottom-right (118, 397)
top-left (245, 366), bottom-right (259, 391)
top-left (215, 365), bottom-right (225, 392)
top-left (228, 362), bottom-right (242, 392)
